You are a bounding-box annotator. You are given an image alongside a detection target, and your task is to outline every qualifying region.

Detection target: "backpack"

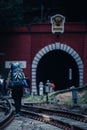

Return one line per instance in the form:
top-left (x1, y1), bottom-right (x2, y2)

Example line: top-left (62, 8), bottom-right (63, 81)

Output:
top-left (8, 63), bottom-right (28, 89)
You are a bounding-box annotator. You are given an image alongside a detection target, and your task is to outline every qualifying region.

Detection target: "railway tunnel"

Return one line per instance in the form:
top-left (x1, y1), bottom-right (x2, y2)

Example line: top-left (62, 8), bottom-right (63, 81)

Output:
top-left (36, 50), bottom-right (79, 93)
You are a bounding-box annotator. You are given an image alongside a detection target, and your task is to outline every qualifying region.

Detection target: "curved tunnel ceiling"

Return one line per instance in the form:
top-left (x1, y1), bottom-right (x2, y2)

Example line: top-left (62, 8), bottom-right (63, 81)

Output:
top-left (36, 50), bottom-right (79, 92)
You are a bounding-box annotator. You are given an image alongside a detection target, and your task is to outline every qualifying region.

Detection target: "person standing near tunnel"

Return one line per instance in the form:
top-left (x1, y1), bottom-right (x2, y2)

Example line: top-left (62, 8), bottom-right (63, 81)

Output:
top-left (7, 62), bottom-right (28, 117)
top-left (45, 80), bottom-right (51, 103)
top-left (50, 81), bottom-right (55, 92)
top-left (70, 85), bottom-right (78, 105)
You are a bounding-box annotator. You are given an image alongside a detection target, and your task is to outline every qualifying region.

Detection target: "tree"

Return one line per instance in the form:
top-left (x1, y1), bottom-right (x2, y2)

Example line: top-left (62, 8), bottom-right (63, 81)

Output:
top-left (0, 0), bottom-right (23, 27)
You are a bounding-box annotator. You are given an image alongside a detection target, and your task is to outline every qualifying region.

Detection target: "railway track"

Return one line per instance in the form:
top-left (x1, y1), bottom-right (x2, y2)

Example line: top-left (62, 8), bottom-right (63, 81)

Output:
top-left (21, 104), bottom-right (87, 130)
top-left (0, 97), bottom-right (14, 130)
top-left (22, 104), bottom-right (87, 122)
top-left (0, 100), bottom-right (87, 130)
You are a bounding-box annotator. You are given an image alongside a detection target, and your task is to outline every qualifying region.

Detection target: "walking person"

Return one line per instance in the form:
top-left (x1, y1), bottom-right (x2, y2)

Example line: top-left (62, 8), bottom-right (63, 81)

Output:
top-left (50, 81), bottom-right (55, 92)
top-left (70, 85), bottom-right (78, 105)
top-left (45, 80), bottom-right (51, 103)
top-left (7, 62), bottom-right (28, 117)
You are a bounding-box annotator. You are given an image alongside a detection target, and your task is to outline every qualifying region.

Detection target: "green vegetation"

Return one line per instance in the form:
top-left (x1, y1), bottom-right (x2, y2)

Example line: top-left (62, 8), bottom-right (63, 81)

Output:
top-left (0, 0), bottom-right (23, 27)
top-left (23, 85), bottom-right (87, 105)
top-left (24, 95), bottom-right (46, 102)
top-left (78, 91), bottom-right (87, 104)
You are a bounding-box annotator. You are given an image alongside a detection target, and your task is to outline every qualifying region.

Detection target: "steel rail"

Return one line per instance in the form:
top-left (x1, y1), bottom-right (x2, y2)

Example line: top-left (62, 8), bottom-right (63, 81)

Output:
top-left (0, 97), bottom-right (15, 130)
top-left (21, 105), bottom-right (87, 130)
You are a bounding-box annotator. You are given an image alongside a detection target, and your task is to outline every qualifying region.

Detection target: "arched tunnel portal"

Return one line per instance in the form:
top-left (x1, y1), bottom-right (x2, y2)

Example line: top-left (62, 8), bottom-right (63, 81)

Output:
top-left (31, 43), bottom-right (83, 95)
top-left (36, 50), bottom-right (79, 93)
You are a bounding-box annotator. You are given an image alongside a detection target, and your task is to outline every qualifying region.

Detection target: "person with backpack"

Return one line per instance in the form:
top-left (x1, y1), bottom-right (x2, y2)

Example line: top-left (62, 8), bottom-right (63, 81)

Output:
top-left (7, 62), bottom-right (28, 117)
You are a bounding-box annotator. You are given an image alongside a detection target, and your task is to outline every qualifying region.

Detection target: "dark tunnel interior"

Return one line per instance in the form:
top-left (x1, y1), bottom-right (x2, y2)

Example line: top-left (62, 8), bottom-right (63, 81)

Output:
top-left (36, 50), bottom-right (79, 93)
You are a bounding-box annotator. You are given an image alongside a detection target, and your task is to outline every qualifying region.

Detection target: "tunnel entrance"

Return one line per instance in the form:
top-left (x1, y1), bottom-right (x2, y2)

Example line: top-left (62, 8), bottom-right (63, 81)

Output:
top-left (36, 50), bottom-right (79, 93)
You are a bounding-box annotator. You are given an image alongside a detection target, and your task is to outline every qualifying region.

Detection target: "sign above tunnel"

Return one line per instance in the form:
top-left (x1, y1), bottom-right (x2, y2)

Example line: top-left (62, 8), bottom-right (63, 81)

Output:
top-left (50, 14), bottom-right (65, 34)
top-left (5, 61), bottom-right (27, 68)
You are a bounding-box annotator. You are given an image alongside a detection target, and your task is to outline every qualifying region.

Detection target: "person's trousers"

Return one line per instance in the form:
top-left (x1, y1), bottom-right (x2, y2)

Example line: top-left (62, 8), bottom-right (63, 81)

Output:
top-left (13, 97), bottom-right (22, 114)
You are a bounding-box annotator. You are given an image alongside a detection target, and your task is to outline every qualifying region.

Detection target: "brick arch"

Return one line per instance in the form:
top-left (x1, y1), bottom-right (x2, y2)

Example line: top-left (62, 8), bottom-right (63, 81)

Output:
top-left (31, 42), bottom-right (83, 94)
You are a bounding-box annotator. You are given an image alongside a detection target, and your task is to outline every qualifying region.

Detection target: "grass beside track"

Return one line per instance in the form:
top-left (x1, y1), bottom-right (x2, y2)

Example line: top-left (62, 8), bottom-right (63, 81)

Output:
top-left (23, 84), bottom-right (87, 106)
